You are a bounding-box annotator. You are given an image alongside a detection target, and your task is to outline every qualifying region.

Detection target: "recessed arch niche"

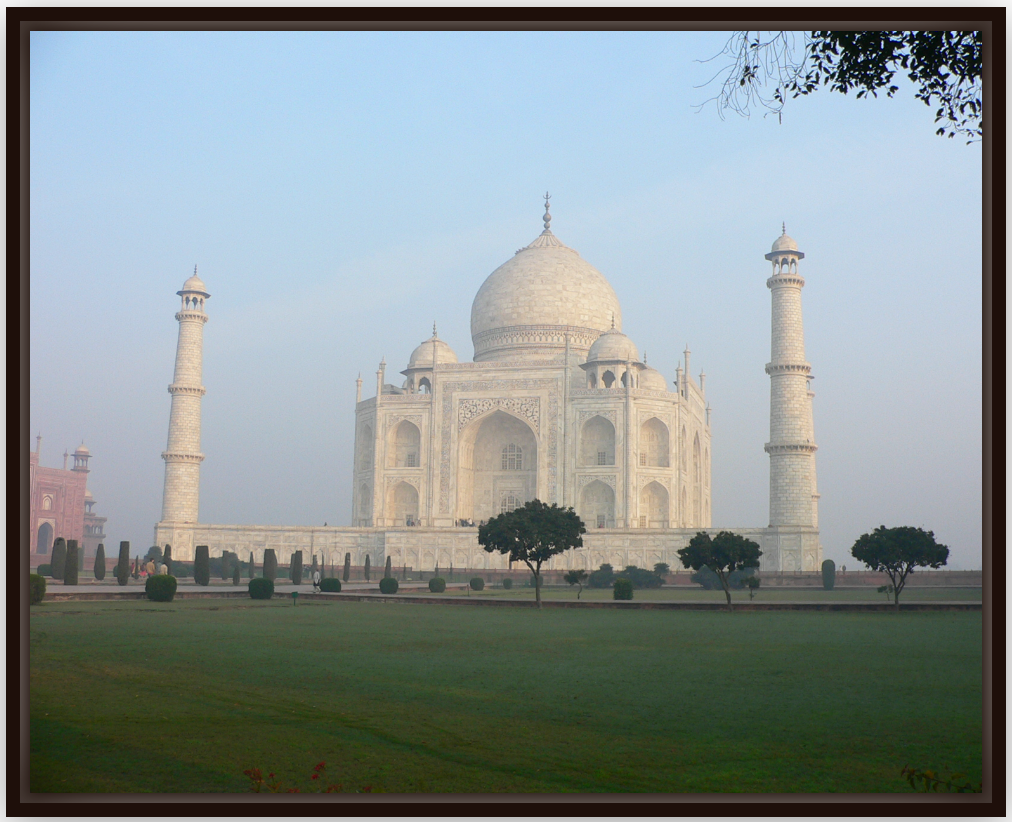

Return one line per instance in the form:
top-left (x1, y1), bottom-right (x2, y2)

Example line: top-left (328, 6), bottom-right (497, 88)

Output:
top-left (457, 409), bottom-right (537, 524)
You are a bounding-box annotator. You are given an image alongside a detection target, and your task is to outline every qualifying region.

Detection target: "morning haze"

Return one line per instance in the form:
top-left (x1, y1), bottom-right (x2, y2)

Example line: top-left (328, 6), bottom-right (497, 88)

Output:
top-left (29, 31), bottom-right (982, 568)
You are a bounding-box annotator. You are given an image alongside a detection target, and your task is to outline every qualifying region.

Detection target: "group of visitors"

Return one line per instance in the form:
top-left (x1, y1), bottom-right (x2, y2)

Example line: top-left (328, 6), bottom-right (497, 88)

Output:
top-left (143, 558), bottom-right (168, 577)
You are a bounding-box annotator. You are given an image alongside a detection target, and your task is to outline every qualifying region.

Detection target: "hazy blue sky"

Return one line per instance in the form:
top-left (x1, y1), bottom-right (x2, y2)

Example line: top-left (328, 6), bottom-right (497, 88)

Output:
top-left (29, 30), bottom-right (983, 568)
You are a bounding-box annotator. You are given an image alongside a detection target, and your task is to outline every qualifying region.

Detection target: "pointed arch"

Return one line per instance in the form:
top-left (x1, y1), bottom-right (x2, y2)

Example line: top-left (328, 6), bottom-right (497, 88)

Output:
top-left (602, 370), bottom-right (616, 388)
top-left (357, 483), bottom-right (372, 524)
top-left (640, 481), bottom-right (669, 528)
top-left (37, 522), bottom-right (54, 554)
top-left (580, 415), bottom-right (616, 466)
top-left (693, 433), bottom-right (702, 525)
top-left (388, 481), bottom-right (419, 526)
top-left (640, 417), bottom-right (669, 467)
top-left (579, 480), bottom-right (615, 529)
top-left (387, 419), bottom-right (421, 468)
top-left (457, 409), bottom-right (537, 523)
top-left (358, 424), bottom-right (374, 471)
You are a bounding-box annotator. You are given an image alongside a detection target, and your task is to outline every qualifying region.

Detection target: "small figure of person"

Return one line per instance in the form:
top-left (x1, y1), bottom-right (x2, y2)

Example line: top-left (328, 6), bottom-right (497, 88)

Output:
top-left (312, 569), bottom-right (321, 593)
top-left (145, 559), bottom-right (156, 577)
top-left (158, 562), bottom-right (168, 576)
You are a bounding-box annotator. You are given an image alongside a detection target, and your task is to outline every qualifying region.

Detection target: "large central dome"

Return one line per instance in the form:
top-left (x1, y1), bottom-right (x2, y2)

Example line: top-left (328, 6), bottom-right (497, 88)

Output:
top-left (470, 203), bottom-right (622, 362)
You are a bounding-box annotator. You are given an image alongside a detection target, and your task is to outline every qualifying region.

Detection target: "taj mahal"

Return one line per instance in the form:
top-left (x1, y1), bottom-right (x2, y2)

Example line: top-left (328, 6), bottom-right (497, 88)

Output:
top-left (154, 196), bottom-right (821, 574)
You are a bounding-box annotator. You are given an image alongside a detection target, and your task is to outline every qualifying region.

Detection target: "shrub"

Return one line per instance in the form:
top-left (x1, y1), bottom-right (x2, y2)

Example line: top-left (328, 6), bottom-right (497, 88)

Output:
top-left (379, 577), bottom-right (399, 594)
top-left (29, 573), bottom-right (46, 605)
top-left (145, 575), bottom-right (177, 602)
top-left (613, 578), bottom-right (634, 600)
top-left (618, 565), bottom-right (664, 589)
top-left (343, 553), bottom-right (351, 582)
top-left (320, 578), bottom-right (341, 593)
top-left (290, 551), bottom-right (303, 585)
top-left (116, 542), bottom-right (130, 586)
top-left (94, 544), bottom-right (106, 581)
top-left (64, 541), bottom-right (80, 585)
top-left (37, 564), bottom-right (52, 577)
top-left (263, 549), bottom-right (278, 582)
top-left (501, 577), bottom-right (513, 590)
top-left (822, 559), bottom-right (836, 590)
top-left (588, 563), bottom-right (615, 588)
top-left (194, 545), bottom-right (210, 586)
top-left (469, 577), bottom-right (485, 591)
top-left (249, 578), bottom-right (274, 600)
top-left (51, 538), bottom-right (67, 580)
top-left (364, 555), bottom-right (371, 581)
top-left (691, 565), bottom-right (754, 590)
top-left (428, 577), bottom-right (446, 593)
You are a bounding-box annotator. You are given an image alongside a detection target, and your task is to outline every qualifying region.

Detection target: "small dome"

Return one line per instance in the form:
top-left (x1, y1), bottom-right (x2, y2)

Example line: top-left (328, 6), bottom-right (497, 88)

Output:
top-left (771, 232), bottom-right (798, 253)
top-left (74, 443), bottom-right (90, 456)
top-left (178, 268), bottom-right (210, 296)
top-left (85, 490), bottom-right (94, 500)
top-left (407, 332), bottom-right (458, 369)
top-left (639, 366), bottom-right (668, 392)
top-left (587, 327), bottom-right (639, 363)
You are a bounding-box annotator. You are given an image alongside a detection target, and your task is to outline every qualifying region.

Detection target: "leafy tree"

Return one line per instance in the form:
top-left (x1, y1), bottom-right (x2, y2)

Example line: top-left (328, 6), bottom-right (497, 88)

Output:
top-left (194, 545), bottom-right (210, 586)
top-left (51, 538), bottom-right (67, 580)
top-left (744, 575), bottom-right (760, 600)
top-left (852, 526), bottom-right (948, 609)
top-left (64, 541), bottom-right (80, 585)
top-left (145, 545), bottom-right (163, 563)
top-left (563, 569), bottom-right (588, 599)
top-left (677, 531), bottom-right (762, 612)
top-left (619, 565), bottom-right (664, 589)
top-left (478, 499), bottom-right (586, 609)
top-left (94, 543), bottom-right (106, 581)
top-left (343, 553), bottom-right (351, 582)
top-left (587, 563), bottom-right (615, 589)
top-left (698, 30), bottom-right (983, 141)
top-left (116, 542), bottom-right (130, 586)
top-left (653, 562), bottom-right (670, 578)
top-left (290, 551), bottom-right (303, 585)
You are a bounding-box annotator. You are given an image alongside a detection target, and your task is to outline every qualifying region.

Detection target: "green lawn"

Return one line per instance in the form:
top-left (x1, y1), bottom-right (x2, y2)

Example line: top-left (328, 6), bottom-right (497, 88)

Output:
top-left (29, 599), bottom-right (982, 793)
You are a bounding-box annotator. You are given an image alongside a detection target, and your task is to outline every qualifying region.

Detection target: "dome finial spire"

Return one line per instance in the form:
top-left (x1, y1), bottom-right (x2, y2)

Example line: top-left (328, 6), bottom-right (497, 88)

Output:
top-left (432, 322), bottom-right (438, 338)
top-left (610, 313), bottom-right (616, 330)
top-left (782, 222), bottom-right (786, 235)
top-left (543, 191), bottom-right (552, 231)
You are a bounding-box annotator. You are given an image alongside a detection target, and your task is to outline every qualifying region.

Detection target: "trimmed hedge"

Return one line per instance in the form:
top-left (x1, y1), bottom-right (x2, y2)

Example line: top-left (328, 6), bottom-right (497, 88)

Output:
top-left (320, 578), bottom-right (341, 593)
top-left (145, 575), bottom-right (177, 602)
top-left (613, 578), bottom-right (634, 600)
top-left (501, 577), bottom-right (513, 590)
top-left (194, 545), bottom-right (210, 586)
top-left (470, 577), bottom-right (485, 591)
top-left (117, 542), bottom-right (130, 586)
top-left (29, 574), bottom-right (46, 605)
top-left (822, 559), bottom-right (836, 591)
top-left (64, 541), bottom-right (80, 585)
top-left (37, 564), bottom-right (52, 577)
top-left (51, 538), bottom-right (67, 580)
top-left (379, 577), bottom-right (399, 594)
top-left (249, 578), bottom-right (274, 600)
top-left (290, 551), bottom-right (303, 585)
top-left (428, 577), bottom-right (446, 593)
top-left (263, 549), bottom-right (278, 582)
top-left (94, 544), bottom-right (106, 581)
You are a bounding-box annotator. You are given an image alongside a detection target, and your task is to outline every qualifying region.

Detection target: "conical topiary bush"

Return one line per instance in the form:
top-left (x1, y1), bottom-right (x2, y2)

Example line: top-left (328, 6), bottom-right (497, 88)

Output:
top-left (364, 555), bottom-right (371, 581)
top-left (116, 542), bottom-right (130, 586)
top-left (384, 556), bottom-right (392, 579)
top-left (263, 549), bottom-right (278, 582)
top-left (51, 538), bottom-right (67, 580)
top-left (291, 551), bottom-right (303, 585)
top-left (343, 553), bottom-right (351, 582)
top-left (94, 543), bottom-right (106, 581)
top-left (64, 540), bottom-right (80, 585)
top-left (163, 544), bottom-right (172, 575)
top-left (194, 545), bottom-right (210, 586)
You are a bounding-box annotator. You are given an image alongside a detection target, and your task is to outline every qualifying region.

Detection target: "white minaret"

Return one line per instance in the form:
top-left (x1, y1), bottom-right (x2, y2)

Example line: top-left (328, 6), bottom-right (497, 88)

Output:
top-left (161, 267), bottom-right (210, 524)
top-left (764, 227), bottom-right (819, 529)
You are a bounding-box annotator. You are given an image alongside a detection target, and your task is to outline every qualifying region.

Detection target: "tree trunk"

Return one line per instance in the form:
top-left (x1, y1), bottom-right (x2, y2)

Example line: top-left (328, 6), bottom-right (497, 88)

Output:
top-left (534, 565), bottom-right (542, 609)
top-left (577, 584), bottom-right (582, 600)
top-left (724, 586), bottom-right (733, 612)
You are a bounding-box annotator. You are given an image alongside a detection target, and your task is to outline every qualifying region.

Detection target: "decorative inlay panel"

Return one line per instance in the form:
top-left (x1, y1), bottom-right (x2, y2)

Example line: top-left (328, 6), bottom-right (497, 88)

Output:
top-left (385, 413), bottom-right (423, 432)
top-left (577, 474), bottom-right (616, 489)
top-left (577, 409), bottom-right (617, 426)
top-left (458, 397), bottom-right (540, 434)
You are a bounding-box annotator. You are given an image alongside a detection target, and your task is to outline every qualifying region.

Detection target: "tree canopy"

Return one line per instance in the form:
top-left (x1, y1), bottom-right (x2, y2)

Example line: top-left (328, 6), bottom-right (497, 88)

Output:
top-left (478, 500), bottom-right (585, 608)
top-left (698, 30), bottom-right (982, 142)
top-left (677, 531), bottom-right (762, 611)
top-left (851, 525), bottom-right (949, 609)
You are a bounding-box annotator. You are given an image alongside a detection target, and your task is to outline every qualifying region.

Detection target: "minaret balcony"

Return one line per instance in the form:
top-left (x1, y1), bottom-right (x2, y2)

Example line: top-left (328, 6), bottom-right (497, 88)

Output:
top-left (168, 384), bottom-right (207, 396)
top-left (765, 362), bottom-right (811, 376)
top-left (764, 442), bottom-right (818, 455)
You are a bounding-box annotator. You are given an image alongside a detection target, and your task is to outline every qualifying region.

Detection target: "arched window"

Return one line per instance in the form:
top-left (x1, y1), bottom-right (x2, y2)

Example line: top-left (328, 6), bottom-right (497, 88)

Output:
top-left (602, 370), bottom-right (616, 389)
top-left (580, 416), bottom-right (615, 466)
top-left (388, 420), bottom-right (421, 468)
top-left (640, 418), bottom-right (669, 467)
top-left (501, 443), bottom-right (523, 470)
top-left (588, 372), bottom-right (597, 389)
top-left (418, 377), bottom-right (431, 394)
top-left (42, 495), bottom-right (53, 511)
top-left (500, 492), bottom-right (521, 514)
top-left (37, 522), bottom-right (54, 554)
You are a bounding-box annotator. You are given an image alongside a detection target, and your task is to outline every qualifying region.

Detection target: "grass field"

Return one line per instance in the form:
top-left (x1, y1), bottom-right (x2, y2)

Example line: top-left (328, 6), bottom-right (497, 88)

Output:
top-left (29, 599), bottom-right (982, 793)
